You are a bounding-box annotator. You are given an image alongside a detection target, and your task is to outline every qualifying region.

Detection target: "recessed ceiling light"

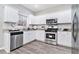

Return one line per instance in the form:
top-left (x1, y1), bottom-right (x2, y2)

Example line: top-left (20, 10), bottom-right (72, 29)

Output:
top-left (34, 4), bottom-right (39, 8)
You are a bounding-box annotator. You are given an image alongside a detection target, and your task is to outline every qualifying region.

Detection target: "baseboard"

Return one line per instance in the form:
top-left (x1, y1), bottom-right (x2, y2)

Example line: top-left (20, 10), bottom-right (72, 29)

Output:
top-left (57, 44), bottom-right (72, 49)
top-left (23, 39), bottom-right (36, 46)
top-left (35, 40), bottom-right (72, 49)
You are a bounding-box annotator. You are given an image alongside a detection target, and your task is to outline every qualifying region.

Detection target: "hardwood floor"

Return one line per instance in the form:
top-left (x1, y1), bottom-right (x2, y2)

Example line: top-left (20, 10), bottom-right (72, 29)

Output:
top-left (0, 40), bottom-right (72, 54)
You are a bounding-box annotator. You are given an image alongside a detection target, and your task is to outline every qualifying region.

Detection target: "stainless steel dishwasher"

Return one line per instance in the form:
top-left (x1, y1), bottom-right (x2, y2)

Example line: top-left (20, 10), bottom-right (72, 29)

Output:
top-left (10, 31), bottom-right (23, 51)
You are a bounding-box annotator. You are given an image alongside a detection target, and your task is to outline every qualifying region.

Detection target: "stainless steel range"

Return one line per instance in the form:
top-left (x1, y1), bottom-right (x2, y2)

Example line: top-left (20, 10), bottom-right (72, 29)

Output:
top-left (45, 18), bottom-right (58, 45)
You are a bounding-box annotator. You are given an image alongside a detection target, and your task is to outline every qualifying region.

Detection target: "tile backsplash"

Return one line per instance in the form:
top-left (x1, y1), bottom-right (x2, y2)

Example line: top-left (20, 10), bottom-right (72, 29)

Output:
top-left (58, 24), bottom-right (72, 31)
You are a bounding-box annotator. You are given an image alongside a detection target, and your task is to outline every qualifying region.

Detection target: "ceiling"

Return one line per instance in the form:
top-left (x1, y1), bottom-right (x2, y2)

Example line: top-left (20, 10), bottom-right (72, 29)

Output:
top-left (22, 4), bottom-right (61, 13)
top-left (9, 4), bottom-right (71, 15)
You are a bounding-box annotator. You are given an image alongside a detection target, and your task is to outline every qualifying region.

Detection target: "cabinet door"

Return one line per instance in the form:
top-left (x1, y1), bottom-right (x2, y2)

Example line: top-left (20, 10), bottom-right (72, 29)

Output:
top-left (23, 31), bottom-right (35, 44)
top-left (4, 6), bottom-right (18, 22)
top-left (29, 31), bottom-right (36, 40)
top-left (58, 9), bottom-right (71, 23)
top-left (36, 31), bottom-right (45, 42)
top-left (34, 16), bottom-right (46, 24)
top-left (23, 31), bottom-right (30, 44)
top-left (58, 32), bottom-right (72, 47)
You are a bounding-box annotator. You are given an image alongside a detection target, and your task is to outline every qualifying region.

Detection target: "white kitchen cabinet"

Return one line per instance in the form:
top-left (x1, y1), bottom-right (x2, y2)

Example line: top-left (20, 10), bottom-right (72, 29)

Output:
top-left (23, 31), bottom-right (36, 44)
top-left (23, 30), bottom-right (45, 44)
top-left (35, 30), bottom-right (45, 42)
top-left (38, 17), bottom-right (46, 24)
top-left (35, 16), bottom-right (46, 24)
top-left (4, 6), bottom-right (18, 22)
top-left (4, 32), bottom-right (10, 53)
top-left (58, 31), bottom-right (72, 47)
top-left (30, 15), bottom-right (46, 24)
top-left (29, 15), bottom-right (36, 24)
top-left (58, 9), bottom-right (72, 23)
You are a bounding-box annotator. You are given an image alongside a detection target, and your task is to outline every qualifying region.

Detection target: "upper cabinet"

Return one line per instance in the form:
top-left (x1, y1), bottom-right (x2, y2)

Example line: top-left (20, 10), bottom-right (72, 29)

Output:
top-left (4, 6), bottom-right (19, 22)
top-left (30, 15), bottom-right (46, 24)
top-left (58, 9), bottom-right (72, 23)
top-left (36, 16), bottom-right (46, 24)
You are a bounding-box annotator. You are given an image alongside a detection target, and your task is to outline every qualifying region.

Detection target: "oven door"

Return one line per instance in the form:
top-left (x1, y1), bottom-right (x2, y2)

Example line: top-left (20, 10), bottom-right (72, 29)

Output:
top-left (46, 33), bottom-right (56, 41)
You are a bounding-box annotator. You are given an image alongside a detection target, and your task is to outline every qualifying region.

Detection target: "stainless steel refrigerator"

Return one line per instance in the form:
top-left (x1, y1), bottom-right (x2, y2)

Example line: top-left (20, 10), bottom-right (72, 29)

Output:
top-left (72, 4), bottom-right (79, 54)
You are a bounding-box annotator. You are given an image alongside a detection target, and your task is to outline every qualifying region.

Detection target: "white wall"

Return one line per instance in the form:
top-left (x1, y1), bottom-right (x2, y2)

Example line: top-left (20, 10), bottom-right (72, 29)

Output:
top-left (0, 5), bottom-right (4, 48)
top-left (0, 19), bottom-right (4, 48)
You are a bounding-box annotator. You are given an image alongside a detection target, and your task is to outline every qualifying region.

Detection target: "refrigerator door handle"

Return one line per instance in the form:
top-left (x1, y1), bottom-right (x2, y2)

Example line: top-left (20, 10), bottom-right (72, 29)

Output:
top-left (72, 12), bottom-right (78, 42)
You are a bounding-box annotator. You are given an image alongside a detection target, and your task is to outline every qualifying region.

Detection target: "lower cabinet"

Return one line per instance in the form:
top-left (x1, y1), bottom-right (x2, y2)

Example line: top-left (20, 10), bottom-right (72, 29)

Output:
top-left (58, 31), bottom-right (72, 47)
top-left (23, 31), bottom-right (36, 44)
top-left (4, 32), bottom-right (10, 53)
top-left (23, 30), bottom-right (45, 44)
top-left (35, 30), bottom-right (45, 42)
